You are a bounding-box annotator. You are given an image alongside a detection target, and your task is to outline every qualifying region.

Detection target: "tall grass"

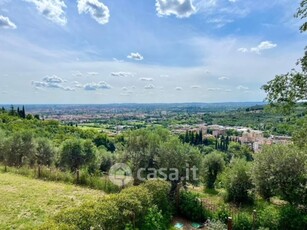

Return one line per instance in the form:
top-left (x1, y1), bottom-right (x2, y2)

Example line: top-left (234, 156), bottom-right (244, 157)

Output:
top-left (0, 165), bottom-right (119, 193)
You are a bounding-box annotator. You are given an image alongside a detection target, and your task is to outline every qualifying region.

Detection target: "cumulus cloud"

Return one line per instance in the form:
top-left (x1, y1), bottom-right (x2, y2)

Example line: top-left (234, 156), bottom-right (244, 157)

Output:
top-left (0, 15), bottom-right (16, 29)
top-left (191, 85), bottom-right (201, 89)
top-left (87, 71), bottom-right (98, 76)
top-left (127, 52), bottom-right (144, 61)
top-left (139, 77), bottom-right (153, 81)
top-left (237, 85), bottom-right (249, 90)
top-left (175, 87), bottom-right (183, 91)
top-left (111, 72), bottom-right (134, 77)
top-left (32, 75), bottom-right (74, 91)
top-left (25, 0), bottom-right (67, 26)
top-left (144, 84), bottom-right (155, 89)
top-left (218, 76), bottom-right (229, 80)
top-left (238, 41), bottom-right (277, 54)
top-left (77, 0), bottom-right (110, 25)
top-left (156, 0), bottom-right (196, 18)
top-left (251, 41), bottom-right (277, 54)
top-left (83, 81), bottom-right (111, 90)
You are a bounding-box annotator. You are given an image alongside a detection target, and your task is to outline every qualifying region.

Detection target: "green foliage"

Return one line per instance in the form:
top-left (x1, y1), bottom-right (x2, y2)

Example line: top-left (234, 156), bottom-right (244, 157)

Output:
top-left (222, 160), bottom-right (254, 204)
top-left (59, 138), bottom-right (96, 172)
top-left (141, 205), bottom-right (167, 230)
top-left (278, 205), bottom-right (307, 230)
top-left (141, 179), bottom-right (173, 220)
top-left (233, 212), bottom-right (253, 230)
top-left (35, 137), bottom-right (55, 166)
top-left (252, 145), bottom-right (307, 205)
top-left (202, 151), bottom-right (225, 189)
top-left (179, 191), bottom-right (207, 222)
top-left (93, 133), bottom-right (115, 152)
top-left (258, 206), bottom-right (280, 230)
top-left (49, 184), bottom-right (171, 230)
top-left (206, 220), bottom-right (227, 230)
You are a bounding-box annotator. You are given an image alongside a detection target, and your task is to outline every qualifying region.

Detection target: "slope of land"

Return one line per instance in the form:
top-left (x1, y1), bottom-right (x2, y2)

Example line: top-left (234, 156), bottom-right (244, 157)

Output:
top-left (0, 173), bottom-right (105, 229)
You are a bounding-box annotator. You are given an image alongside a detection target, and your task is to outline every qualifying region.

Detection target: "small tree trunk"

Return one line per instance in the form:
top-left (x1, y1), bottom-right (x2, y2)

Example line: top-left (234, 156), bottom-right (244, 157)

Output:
top-left (76, 169), bottom-right (80, 183)
top-left (38, 165), bottom-right (41, 178)
top-left (227, 217), bottom-right (233, 230)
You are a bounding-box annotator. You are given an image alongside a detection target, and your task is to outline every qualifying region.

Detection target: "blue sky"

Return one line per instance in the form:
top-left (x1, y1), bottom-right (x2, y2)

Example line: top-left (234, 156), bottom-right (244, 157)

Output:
top-left (0, 0), bottom-right (305, 103)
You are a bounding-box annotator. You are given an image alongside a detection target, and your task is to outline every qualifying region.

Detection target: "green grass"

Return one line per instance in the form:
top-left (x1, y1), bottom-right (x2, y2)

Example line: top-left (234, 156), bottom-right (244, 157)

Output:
top-left (0, 172), bottom-right (105, 229)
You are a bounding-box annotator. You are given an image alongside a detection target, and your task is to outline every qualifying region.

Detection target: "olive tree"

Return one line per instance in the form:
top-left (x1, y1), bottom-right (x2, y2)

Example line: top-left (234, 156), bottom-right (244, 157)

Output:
top-left (252, 145), bottom-right (307, 205)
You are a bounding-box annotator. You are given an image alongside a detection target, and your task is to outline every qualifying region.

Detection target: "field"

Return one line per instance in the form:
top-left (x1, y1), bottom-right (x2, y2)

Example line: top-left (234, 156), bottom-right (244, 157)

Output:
top-left (0, 172), bottom-right (105, 230)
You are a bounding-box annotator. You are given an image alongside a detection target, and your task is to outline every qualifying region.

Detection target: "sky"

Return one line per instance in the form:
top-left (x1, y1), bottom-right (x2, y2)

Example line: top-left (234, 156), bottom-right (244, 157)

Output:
top-left (0, 0), bottom-right (305, 104)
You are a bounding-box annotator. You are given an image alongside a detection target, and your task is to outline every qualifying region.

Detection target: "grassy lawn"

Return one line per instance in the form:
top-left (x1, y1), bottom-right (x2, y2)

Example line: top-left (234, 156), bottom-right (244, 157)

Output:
top-left (0, 172), bottom-right (105, 230)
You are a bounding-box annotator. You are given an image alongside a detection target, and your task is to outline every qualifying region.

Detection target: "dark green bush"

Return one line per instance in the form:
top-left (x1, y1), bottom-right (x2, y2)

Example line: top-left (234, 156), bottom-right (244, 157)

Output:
top-left (278, 205), bottom-right (307, 230)
top-left (179, 191), bottom-right (207, 222)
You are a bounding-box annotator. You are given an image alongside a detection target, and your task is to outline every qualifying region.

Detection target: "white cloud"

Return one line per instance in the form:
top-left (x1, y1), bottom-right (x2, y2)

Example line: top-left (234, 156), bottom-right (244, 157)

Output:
top-left (144, 84), bottom-right (155, 89)
top-left (43, 75), bottom-right (65, 83)
top-left (25, 0), bottom-right (67, 26)
top-left (251, 41), bottom-right (277, 54)
top-left (127, 52), bottom-right (144, 61)
top-left (0, 15), bottom-right (16, 29)
top-left (77, 0), bottom-right (110, 25)
top-left (156, 0), bottom-right (196, 18)
top-left (238, 41), bottom-right (277, 54)
top-left (139, 77), bottom-right (153, 81)
top-left (175, 86), bottom-right (183, 91)
top-left (111, 72), bottom-right (134, 77)
top-left (83, 81), bottom-right (111, 90)
top-left (236, 85), bottom-right (249, 90)
top-left (218, 76), bottom-right (229, 80)
top-left (238, 47), bottom-right (248, 53)
top-left (32, 75), bottom-right (74, 91)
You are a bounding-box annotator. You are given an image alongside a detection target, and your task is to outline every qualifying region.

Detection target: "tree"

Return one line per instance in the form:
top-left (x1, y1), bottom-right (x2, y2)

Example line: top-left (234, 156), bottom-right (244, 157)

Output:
top-left (262, 0), bottom-right (307, 112)
top-left (3, 131), bottom-right (36, 167)
top-left (202, 151), bottom-right (225, 189)
top-left (35, 138), bottom-right (55, 166)
top-left (93, 133), bottom-right (115, 152)
top-left (252, 145), bottom-right (307, 205)
top-left (222, 159), bottom-right (254, 204)
top-left (59, 138), bottom-right (96, 172)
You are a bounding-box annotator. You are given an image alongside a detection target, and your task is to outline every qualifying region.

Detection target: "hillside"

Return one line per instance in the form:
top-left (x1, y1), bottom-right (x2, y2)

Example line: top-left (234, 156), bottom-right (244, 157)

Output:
top-left (0, 173), bottom-right (105, 229)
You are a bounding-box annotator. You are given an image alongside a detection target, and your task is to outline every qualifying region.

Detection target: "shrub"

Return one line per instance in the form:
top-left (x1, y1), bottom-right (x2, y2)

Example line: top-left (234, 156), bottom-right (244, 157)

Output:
top-left (233, 212), bottom-right (253, 230)
top-left (179, 191), bottom-right (207, 222)
top-left (215, 205), bottom-right (231, 224)
top-left (258, 206), bottom-right (280, 230)
top-left (206, 219), bottom-right (227, 230)
top-left (278, 205), bottom-right (307, 230)
top-left (141, 205), bottom-right (167, 230)
top-left (141, 179), bottom-right (173, 219)
top-left (223, 159), bottom-right (254, 204)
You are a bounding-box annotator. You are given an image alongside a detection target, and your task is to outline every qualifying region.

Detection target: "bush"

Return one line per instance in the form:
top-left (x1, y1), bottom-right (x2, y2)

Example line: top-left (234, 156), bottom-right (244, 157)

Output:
top-left (258, 206), bottom-right (280, 230)
top-left (215, 205), bottom-right (231, 224)
top-left (49, 181), bottom-right (176, 230)
top-left (278, 205), bottom-right (307, 230)
top-left (141, 179), bottom-right (173, 219)
top-left (233, 212), bottom-right (253, 230)
top-left (223, 159), bottom-right (254, 204)
top-left (141, 205), bottom-right (167, 230)
top-left (179, 191), bottom-right (207, 222)
top-left (206, 219), bottom-right (227, 230)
